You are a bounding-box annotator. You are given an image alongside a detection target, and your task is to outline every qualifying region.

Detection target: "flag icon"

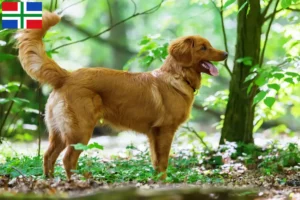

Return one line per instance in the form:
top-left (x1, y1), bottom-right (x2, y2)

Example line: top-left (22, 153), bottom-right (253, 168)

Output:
top-left (2, 2), bottom-right (42, 29)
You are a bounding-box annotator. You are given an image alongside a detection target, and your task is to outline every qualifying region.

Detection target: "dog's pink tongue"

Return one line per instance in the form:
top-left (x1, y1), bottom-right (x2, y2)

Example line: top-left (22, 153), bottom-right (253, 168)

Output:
top-left (202, 61), bottom-right (219, 76)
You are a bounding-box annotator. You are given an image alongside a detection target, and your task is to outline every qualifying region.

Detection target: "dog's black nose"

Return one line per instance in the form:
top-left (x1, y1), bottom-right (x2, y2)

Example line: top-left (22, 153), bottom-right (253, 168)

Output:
top-left (224, 52), bottom-right (228, 58)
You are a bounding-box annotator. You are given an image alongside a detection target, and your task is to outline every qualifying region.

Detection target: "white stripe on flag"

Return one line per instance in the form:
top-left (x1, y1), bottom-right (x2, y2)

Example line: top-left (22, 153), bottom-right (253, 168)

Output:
top-left (2, 2), bottom-right (21, 14)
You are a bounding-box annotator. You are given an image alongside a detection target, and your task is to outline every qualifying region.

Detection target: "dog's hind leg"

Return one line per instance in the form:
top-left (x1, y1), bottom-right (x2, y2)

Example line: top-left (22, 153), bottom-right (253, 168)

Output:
top-left (63, 127), bottom-right (94, 180)
top-left (44, 130), bottom-right (66, 178)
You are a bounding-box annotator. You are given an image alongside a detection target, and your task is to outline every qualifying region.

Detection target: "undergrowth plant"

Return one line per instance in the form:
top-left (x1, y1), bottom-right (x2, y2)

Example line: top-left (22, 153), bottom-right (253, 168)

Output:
top-left (1, 142), bottom-right (300, 183)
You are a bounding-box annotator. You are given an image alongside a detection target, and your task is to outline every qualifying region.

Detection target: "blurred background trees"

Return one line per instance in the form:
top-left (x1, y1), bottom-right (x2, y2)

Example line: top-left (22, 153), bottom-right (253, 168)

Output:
top-left (0, 0), bottom-right (299, 146)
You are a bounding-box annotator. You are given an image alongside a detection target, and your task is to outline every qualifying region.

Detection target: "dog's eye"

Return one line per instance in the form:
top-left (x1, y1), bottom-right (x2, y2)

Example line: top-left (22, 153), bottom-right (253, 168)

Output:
top-left (201, 46), bottom-right (207, 51)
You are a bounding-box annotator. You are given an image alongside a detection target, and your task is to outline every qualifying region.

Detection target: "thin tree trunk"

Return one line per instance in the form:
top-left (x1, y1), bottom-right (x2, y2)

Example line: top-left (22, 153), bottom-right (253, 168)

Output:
top-left (109, 0), bottom-right (130, 70)
top-left (220, 0), bottom-right (261, 144)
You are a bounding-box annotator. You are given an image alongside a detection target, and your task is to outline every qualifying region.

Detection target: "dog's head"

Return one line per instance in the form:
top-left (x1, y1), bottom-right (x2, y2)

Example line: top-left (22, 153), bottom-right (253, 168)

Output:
top-left (168, 35), bottom-right (228, 76)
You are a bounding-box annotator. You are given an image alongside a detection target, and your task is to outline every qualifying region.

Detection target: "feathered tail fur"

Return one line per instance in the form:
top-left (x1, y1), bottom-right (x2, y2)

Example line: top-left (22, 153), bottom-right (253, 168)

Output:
top-left (17, 11), bottom-right (69, 88)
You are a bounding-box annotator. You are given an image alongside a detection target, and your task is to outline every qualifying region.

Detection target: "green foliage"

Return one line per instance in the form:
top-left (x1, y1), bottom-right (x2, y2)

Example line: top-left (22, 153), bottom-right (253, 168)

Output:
top-left (1, 143), bottom-right (300, 183)
top-left (0, 156), bottom-right (43, 178)
top-left (259, 143), bottom-right (300, 175)
top-left (245, 56), bottom-right (300, 109)
top-left (72, 142), bottom-right (104, 151)
top-left (124, 35), bottom-right (168, 70)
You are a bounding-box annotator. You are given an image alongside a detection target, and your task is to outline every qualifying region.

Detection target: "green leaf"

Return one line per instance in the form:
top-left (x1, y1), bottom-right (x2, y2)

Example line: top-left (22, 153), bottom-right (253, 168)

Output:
top-left (72, 143), bottom-right (89, 151)
top-left (5, 82), bottom-right (21, 93)
top-left (273, 73), bottom-right (284, 80)
top-left (268, 84), bottom-right (280, 91)
top-left (140, 36), bottom-right (151, 45)
top-left (291, 106), bottom-right (300, 117)
top-left (142, 55), bottom-right (154, 66)
top-left (10, 97), bottom-right (29, 105)
top-left (244, 73), bottom-right (257, 82)
top-left (253, 91), bottom-right (267, 105)
top-left (284, 78), bottom-right (294, 84)
top-left (238, 1), bottom-right (248, 13)
top-left (72, 142), bottom-right (104, 151)
top-left (0, 98), bottom-right (10, 104)
top-left (253, 119), bottom-right (264, 133)
top-left (286, 72), bottom-right (298, 77)
top-left (0, 53), bottom-right (16, 62)
top-left (223, 0), bottom-right (236, 9)
top-left (0, 85), bottom-right (5, 92)
top-left (281, 0), bottom-right (292, 9)
top-left (254, 75), bottom-right (267, 86)
top-left (23, 107), bottom-right (39, 114)
top-left (264, 97), bottom-right (276, 108)
top-left (247, 82), bottom-right (253, 95)
top-left (236, 57), bottom-right (252, 66)
top-left (87, 142), bottom-right (104, 150)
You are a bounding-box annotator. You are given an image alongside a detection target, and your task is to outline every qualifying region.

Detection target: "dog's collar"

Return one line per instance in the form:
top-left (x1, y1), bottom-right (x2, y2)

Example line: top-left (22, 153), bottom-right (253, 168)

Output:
top-left (184, 79), bottom-right (196, 93)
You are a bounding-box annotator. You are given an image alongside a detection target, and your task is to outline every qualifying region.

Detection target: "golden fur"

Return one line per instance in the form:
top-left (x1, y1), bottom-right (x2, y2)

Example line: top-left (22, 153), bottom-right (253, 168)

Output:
top-left (17, 11), bottom-right (227, 179)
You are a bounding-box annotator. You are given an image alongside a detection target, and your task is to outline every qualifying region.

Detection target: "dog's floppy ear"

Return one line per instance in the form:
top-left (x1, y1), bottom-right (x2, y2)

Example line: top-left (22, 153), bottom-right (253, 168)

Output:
top-left (169, 36), bottom-right (194, 66)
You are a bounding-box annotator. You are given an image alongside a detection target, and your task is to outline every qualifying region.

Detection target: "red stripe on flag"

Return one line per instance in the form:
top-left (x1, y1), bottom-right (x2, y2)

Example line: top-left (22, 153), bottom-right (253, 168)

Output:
top-left (2, 2), bottom-right (18, 11)
top-left (27, 20), bottom-right (42, 29)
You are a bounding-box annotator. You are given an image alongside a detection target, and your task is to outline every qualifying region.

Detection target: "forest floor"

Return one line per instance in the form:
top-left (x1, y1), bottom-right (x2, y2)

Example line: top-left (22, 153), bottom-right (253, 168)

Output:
top-left (1, 131), bottom-right (300, 199)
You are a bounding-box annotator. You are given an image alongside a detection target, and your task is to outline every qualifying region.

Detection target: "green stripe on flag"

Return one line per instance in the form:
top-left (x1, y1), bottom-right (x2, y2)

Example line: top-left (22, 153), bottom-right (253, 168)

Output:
top-left (2, 14), bottom-right (42, 17)
top-left (21, 2), bottom-right (24, 29)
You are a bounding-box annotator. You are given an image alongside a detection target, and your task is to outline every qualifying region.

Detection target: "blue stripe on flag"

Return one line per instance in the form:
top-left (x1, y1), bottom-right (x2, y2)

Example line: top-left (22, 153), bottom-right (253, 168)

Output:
top-left (2, 20), bottom-right (18, 29)
top-left (26, 2), bottom-right (42, 11)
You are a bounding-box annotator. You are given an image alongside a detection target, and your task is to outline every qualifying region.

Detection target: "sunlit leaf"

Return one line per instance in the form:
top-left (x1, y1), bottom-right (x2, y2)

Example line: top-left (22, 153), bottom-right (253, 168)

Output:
top-left (0, 98), bottom-right (10, 104)
top-left (10, 97), bottom-right (30, 105)
top-left (244, 73), bottom-right (257, 82)
top-left (236, 56), bottom-right (252, 66)
top-left (72, 142), bottom-right (104, 151)
top-left (286, 72), bottom-right (298, 77)
top-left (291, 106), bottom-right (300, 117)
top-left (238, 1), bottom-right (248, 13)
top-left (88, 142), bottom-right (104, 150)
top-left (223, 0), bottom-right (235, 9)
top-left (140, 36), bottom-right (151, 45)
top-left (284, 78), bottom-right (294, 84)
top-left (253, 91), bottom-right (267, 105)
top-left (254, 75), bottom-right (267, 86)
top-left (264, 97), bottom-right (276, 108)
top-left (23, 107), bottom-right (39, 114)
top-left (268, 83), bottom-right (280, 91)
top-left (253, 119), bottom-right (264, 133)
top-left (281, 0), bottom-right (292, 9)
top-left (273, 73), bottom-right (284, 80)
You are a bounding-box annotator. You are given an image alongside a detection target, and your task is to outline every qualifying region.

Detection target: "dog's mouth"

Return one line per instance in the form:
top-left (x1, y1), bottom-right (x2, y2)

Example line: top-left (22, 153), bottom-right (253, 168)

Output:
top-left (200, 61), bottom-right (219, 76)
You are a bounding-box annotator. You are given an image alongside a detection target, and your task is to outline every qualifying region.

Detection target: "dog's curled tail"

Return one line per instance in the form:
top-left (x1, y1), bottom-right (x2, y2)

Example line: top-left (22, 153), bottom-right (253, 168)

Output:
top-left (17, 11), bottom-right (69, 88)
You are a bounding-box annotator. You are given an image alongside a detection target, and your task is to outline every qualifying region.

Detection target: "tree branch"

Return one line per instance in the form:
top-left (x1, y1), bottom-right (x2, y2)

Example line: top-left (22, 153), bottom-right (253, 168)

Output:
top-left (193, 103), bottom-right (221, 118)
top-left (210, 0), bottom-right (232, 77)
top-left (52, 0), bottom-right (164, 51)
top-left (264, 4), bottom-right (300, 22)
top-left (60, 18), bottom-right (137, 55)
top-left (57, 0), bottom-right (87, 15)
top-left (261, 0), bottom-right (274, 18)
top-left (182, 125), bottom-right (209, 150)
top-left (106, 0), bottom-right (113, 24)
top-left (130, 0), bottom-right (137, 15)
top-left (259, 0), bottom-right (280, 67)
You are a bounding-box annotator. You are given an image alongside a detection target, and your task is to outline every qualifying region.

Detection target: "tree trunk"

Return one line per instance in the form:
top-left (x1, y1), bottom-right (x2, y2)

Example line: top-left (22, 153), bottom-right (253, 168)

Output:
top-left (109, 0), bottom-right (130, 70)
top-left (220, 0), bottom-right (261, 144)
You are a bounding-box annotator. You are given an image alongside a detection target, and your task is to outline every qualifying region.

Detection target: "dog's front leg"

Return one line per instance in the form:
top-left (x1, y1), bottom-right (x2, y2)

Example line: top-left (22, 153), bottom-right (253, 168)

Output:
top-left (148, 126), bottom-right (176, 180)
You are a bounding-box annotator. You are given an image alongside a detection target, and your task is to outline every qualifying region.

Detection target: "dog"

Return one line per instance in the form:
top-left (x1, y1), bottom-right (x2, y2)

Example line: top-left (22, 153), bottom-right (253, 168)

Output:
top-left (17, 11), bottom-right (227, 180)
